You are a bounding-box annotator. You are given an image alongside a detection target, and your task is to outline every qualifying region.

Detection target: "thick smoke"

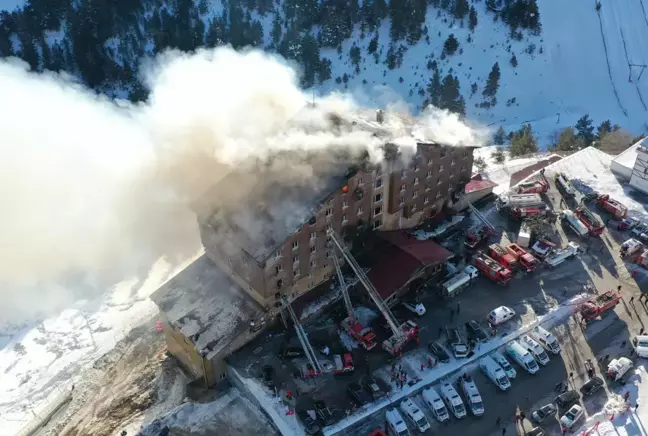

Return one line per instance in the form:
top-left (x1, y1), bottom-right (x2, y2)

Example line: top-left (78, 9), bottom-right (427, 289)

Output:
top-left (0, 46), bottom-right (487, 322)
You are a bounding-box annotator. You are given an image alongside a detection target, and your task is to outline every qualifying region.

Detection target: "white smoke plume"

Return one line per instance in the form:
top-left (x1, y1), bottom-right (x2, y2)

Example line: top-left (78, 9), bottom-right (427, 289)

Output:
top-left (0, 46), bottom-right (487, 322)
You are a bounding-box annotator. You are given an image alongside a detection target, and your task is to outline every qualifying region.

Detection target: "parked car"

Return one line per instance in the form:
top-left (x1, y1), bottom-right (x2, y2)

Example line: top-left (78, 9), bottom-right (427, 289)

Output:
top-left (580, 376), bottom-right (604, 396)
top-left (527, 427), bottom-right (545, 436)
top-left (314, 400), bottom-right (335, 426)
top-left (427, 340), bottom-right (451, 363)
top-left (555, 390), bottom-right (580, 409)
top-left (560, 404), bottom-right (584, 428)
top-left (348, 382), bottom-right (372, 406)
top-left (465, 320), bottom-right (489, 342)
top-left (297, 409), bottom-right (321, 435)
top-left (531, 404), bottom-right (556, 423)
top-left (619, 217), bottom-right (639, 231)
top-left (363, 376), bottom-right (387, 401)
top-left (261, 365), bottom-right (275, 388)
top-left (632, 223), bottom-right (648, 239)
top-left (488, 306), bottom-right (516, 325)
top-left (280, 346), bottom-right (304, 360)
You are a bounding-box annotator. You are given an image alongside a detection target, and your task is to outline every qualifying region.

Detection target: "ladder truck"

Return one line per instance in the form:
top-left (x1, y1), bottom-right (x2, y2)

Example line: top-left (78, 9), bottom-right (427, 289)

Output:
top-left (575, 205), bottom-right (604, 236)
top-left (327, 229), bottom-right (420, 356)
top-left (281, 296), bottom-right (323, 377)
top-left (513, 180), bottom-right (549, 195)
top-left (331, 249), bottom-right (377, 350)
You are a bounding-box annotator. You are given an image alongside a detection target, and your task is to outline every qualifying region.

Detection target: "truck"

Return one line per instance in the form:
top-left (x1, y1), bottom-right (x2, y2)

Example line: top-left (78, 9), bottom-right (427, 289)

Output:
top-left (479, 355), bottom-right (511, 391)
top-left (620, 238), bottom-right (643, 257)
top-left (459, 374), bottom-right (484, 416)
top-left (575, 205), bottom-right (604, 236)
top-left (465, 226), bottom-right (492, 249)
top-left (340, 317), bottom-right (377, 351)
top-left (594, 194), bottom-right (628, 219)
top-left (498, 194), bottom-right (548, 219)
top-left (333, 353), bottom-right (354, 374)
top-left (560, 209), bottom-right (589, 237)
top-left (446, 326), bottom-right (469, 358)
top-left (544, 242), bottom-right (580, 268)
top-left (487, 244), bottom-right (519, 271)
top-left (579, 289), bottom-right (622, 322)
top-left (517, 221), bottom-right (532, 248)
top-left (514, 180), bottom-right (549, 195)
top-left (606, 357), bottom-right (633, 383)
top-left (473, 251), bottom-right (513, 285)
top-left (555, 172), bottom-right (576, 197)
top-left (439, 272), bottom-right (471, 299)
top-left (505, 243), bottom-right (537, 272)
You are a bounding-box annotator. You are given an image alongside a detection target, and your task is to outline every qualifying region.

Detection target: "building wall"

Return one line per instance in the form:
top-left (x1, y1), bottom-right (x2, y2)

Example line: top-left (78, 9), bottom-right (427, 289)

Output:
top-left (630, 145), bottom-right (648, 194)
top-left (162, 321), bottom-right (216, 386)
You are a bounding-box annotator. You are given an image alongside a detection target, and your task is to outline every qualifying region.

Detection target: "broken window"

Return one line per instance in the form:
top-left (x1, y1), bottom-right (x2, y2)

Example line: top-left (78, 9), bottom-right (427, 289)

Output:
top-left (375, 193), bottom-right (383, 202)
top-left (277, 279), bottom-right (283, 288)
top-left (310, 245), bottom-right (316, 253)
top-left (373, 219), bottom-right (382, 229)
top-left (400, 170), bottom-right (407, 179)
top-left (399, 197), bottom-right (405, 205)
top-left (375, 178), bottom-right (383, 189)
top-left (374, 205), bottom-right (383, 216)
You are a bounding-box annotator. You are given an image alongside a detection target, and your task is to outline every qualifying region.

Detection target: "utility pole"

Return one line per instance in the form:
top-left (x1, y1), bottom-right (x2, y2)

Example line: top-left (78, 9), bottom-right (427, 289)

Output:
top-left (80, 312), bottom-right (97, 350)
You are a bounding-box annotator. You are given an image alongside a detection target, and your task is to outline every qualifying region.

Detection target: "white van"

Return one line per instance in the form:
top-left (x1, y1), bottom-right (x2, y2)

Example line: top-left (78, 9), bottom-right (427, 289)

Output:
top-left (439, 382), bottom-right (466, 419)
top-left (386, 408), bottom-right (410, 436)
top-left (480, 356), bottom-right (511, 391)
top-left (488, 306), bottom-right (516, 326)
top-left (460, 375), bottom-right (485, 416)
top-left (520, 335), bottom-right (550, 365)
top-left (402, 302), bottom-right (426, 317)
top-left (529, 325), bottom-right (561, 354)
top-left (491, 351), bottom-right (517, 379)
top-left (421, 387), bottom-right (449, 422)
top-left (634, 335), bottom-right (648, 358)
top-left (506, 341), bottom-right (539, 374)
top-left (399, 398), bottom-right (430, 433)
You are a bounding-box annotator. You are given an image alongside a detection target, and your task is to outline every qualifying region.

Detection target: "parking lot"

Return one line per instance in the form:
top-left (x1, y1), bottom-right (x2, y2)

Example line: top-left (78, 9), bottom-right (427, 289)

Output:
top-left (229, 170), bottom-right (648, 436)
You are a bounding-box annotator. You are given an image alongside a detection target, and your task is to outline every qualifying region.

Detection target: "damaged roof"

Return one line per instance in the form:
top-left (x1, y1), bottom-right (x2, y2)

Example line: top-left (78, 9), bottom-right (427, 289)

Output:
top-left (151, 254), bottom-right (262, 359)
top-left (379, 231), bottom-right (454, 265)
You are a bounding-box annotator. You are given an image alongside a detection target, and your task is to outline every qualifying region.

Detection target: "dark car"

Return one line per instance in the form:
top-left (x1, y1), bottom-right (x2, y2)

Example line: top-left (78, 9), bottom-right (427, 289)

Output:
top-left (314, 400), bottom-right (335, 426)
top-left (261, 365), bottom-right (275, 388)
top-left (555, 390), bottom-right (580, 409)
top-left (362, 376), bottom-right (386, 400)
top-left (348, 382), bottom-right (372, 406)
top-left (297, 409), bottom-right (321, 435)
top-left (531, 404), bottom-right (557, 423)
top-left (280, 346), bottom-right (304, 360)
top-left (427, 340), bottom-right (451, 363)
top-left (527, 427), bottom-right (545, 436)
top-left (580, 376), bottom-right (604, 396)
top-left (465, 320), bottom-right (489, 342)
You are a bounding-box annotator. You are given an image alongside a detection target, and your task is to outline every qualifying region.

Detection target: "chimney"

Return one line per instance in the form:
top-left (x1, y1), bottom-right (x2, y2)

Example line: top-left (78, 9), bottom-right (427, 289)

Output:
top-left (376, 109), bottom-right (384, 124)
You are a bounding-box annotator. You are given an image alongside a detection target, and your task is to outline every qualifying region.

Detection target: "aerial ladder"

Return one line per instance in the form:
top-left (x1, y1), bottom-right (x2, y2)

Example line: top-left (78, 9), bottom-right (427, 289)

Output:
top-left (327, 229), bottom-right (419, 356)
top-left (281, 296), bottom-right (323, 375)
top-left (331, 247), bottom-right (377, 350)
top-left (467, 202), bottom-right (497, 234)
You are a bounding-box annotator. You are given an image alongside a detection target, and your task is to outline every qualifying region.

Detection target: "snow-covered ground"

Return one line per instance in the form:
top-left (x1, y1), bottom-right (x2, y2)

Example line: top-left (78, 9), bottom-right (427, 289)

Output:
top-left (0, 255), bottom-right (198, 436)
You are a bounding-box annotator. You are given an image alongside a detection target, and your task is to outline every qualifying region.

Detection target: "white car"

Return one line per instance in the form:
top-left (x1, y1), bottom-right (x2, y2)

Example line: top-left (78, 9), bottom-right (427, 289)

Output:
top-left (488, 306), bottom-right (516, 325)
top-left (560, 404), bottom-right (584, 428)
top-left (402, 302), bottom-right (426, 317)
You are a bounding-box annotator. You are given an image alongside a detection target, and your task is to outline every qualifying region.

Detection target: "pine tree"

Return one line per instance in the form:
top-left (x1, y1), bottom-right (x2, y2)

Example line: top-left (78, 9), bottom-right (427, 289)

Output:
top-left (474, 156), bottom-right (487, 172)
top-left (443, 34), bottom-right (459, 56)
top-left (575, 114), bottom-right (595, 146)
top-left (491, 147), bottom-right (506, 163)
top-left (597, 120), bottom-right (612, 140)
top-left (493, 126), bottom-right (507, 144)
top-left (553, 127), bottom-right (585, 151)
top-left (509, 124), bottom-right (538, 156)
top-left (483, 62), bottom-right (501, 98)
top-left (453, 0), bottom-right (470, 19)
top-left (271, 15), bottom-right (282, 47)
top-left (468, 6), bottom-right (478, 31)
top-left (349, 44), bottom-right (361, 72)
top-left (368, 34), bottom-right (379, 54)
top-left (439, 74), bottom-right (466, 115)
top-left (426, 69), bottom-right (442, 107)
top-left (510, 54), bottom-right (518, 67)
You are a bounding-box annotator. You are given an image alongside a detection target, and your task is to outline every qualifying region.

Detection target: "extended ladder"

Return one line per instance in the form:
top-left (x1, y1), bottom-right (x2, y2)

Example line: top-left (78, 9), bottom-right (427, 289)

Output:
top-left (281, 297), bottom-right (323, 373)
top-left (332, 248), bottom-right (354, 320)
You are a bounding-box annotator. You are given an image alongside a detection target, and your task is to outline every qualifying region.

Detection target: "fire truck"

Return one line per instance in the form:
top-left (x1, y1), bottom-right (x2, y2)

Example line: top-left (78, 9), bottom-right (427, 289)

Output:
top-left (465, 226), bottom-right (493, 249)
top-left (579, 290), bottom-right (622, 322)
top-left (487, 244), bottom-right (519, 271)
top-left (333, 353), bottom-right (354, 374)
top-left (473, 251), bottom-right (512, 285)
top-left (497, 194), bottom-right (548, 219)
top-left (513, 180), bottom-right (549, 195)
top-left (575, 205), bottom-right (604, 236)
top-left (505, 243), bottom-right (537, 272)
top-left (595, 194), bottom-right (628, 220)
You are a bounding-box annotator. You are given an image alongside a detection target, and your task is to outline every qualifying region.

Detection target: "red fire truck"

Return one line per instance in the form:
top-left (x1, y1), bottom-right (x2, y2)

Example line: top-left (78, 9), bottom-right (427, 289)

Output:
top-left (514, 180), bottom-right (549, 195)
top-left (505, 243), bottom-right (537, 272)
top-left (595, 194), bottom-right (628, 220)
top-left (575, 205), bottom-right (605, 236)
top-left (579, 290), bottom-right (622, 322)
top-left (473, 251), bottom-right (512, 285)
top-left (465, 226), bottom-right (493, 249)
top-left (487, 244), bottom-right (519, 271)
top-left (341, 317), bottom-right (377, 350)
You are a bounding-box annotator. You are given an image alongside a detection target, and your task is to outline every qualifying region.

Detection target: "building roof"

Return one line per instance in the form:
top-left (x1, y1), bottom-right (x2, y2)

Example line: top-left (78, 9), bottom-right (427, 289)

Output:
top-left (368, 246), bottom-right (424, 300)
top-left (509, 155), bottom-right (563, 186)
top-left (464, 174), bottom-right (498, 194)
top-left (150, 254), bottom-right (262, 359)
top-left (379, 231), bottom-right (454, 265)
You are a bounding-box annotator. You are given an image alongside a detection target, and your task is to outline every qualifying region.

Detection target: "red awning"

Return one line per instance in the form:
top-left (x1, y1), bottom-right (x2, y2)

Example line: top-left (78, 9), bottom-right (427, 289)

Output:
top-left (367, 246), bottom-right (423, 300)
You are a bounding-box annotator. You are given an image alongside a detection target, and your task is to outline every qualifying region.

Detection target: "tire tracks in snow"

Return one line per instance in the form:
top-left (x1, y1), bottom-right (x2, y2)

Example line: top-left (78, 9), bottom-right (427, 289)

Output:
top-left (619, 28), bottom-right (648, 111)
top-left (594, 1), bottom-right (629, 117)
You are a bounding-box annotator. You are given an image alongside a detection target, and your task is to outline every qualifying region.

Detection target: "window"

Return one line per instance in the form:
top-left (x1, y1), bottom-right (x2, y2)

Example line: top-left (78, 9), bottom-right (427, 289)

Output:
top-left (310, 245), bottom-right (316, 254)
top-left (358, 177), bottom-right (363, 185)
top-left (436, 191), bottom-right (442, 198)
top-left (427, 170), bottom-right (432, 178)
top-left (449, 173), bottom-right (455, 180)
top-left (428, 157), bottom-right (433, 165)
top-left (374, 205), bottom-right (383, 216)
top-left (293, 269), bottom-right (299, 277)
top-left (373, 219), bottom-right (382, 229)
top-left (464, 150), bottom-right (468, 157)
top-left (276, 264), bottom-right (283, 273)
top-left (326, 208), bottom-right (333, 216)
top-left (342, 214), bottom-right (348, 224)
top-left (293, 255), bottom-right (299, 263)
top-left (375, 178), bottom-right (383, 189)
top-left (461, 165), bottom-right (466, 172)
top-left (376, 166), bottom-right (383, 175)
top-left (439, 164), bottom-right (444, 172)
top-left (342, 200), bottom-right (348, 209)
top-left (414, 164), bottom-right (420, 171)
top-left (310, 260), bottom-right (316, 268)
top-left (357, 206), bottom-right (364, 215)
top-left (424, 196), bottom-right (430, 204)
top-left (413, 189), bottom-right (419, 198)
top-left (414, 177), bottom-right (420, 185)
top-left (451, 158), bottom-right (456, 165)
top-left (310, 232), bottom-right (316, 240)
top-left (437, 178), bottom-right (442, 185)
top-left (400, 184), bottom-right (406, 192)
top-left (275, 251), bottom-right (282, 259)
top-left (399, 197), bottom-right (405, 205)
top-left (412, 204), bottom-right (417, 212)
top-left (375, 193), bottom-right (383, 202)
top-left (400, 170), bottom-right (407, 178)
top-left (292, 240), bottom-right (299, 250)
top-left (325, 251), bottom-right (331, 258)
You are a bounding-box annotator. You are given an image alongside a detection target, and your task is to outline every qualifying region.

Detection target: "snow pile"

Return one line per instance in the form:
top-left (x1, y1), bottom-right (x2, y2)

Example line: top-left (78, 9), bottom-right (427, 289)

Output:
top-left (411, 215), bottom-right (465, 240)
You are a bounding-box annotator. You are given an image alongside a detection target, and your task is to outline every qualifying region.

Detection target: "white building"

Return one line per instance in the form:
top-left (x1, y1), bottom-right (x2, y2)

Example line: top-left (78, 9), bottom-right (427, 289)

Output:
top-left (610, 138), bottom-right (646, 182)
